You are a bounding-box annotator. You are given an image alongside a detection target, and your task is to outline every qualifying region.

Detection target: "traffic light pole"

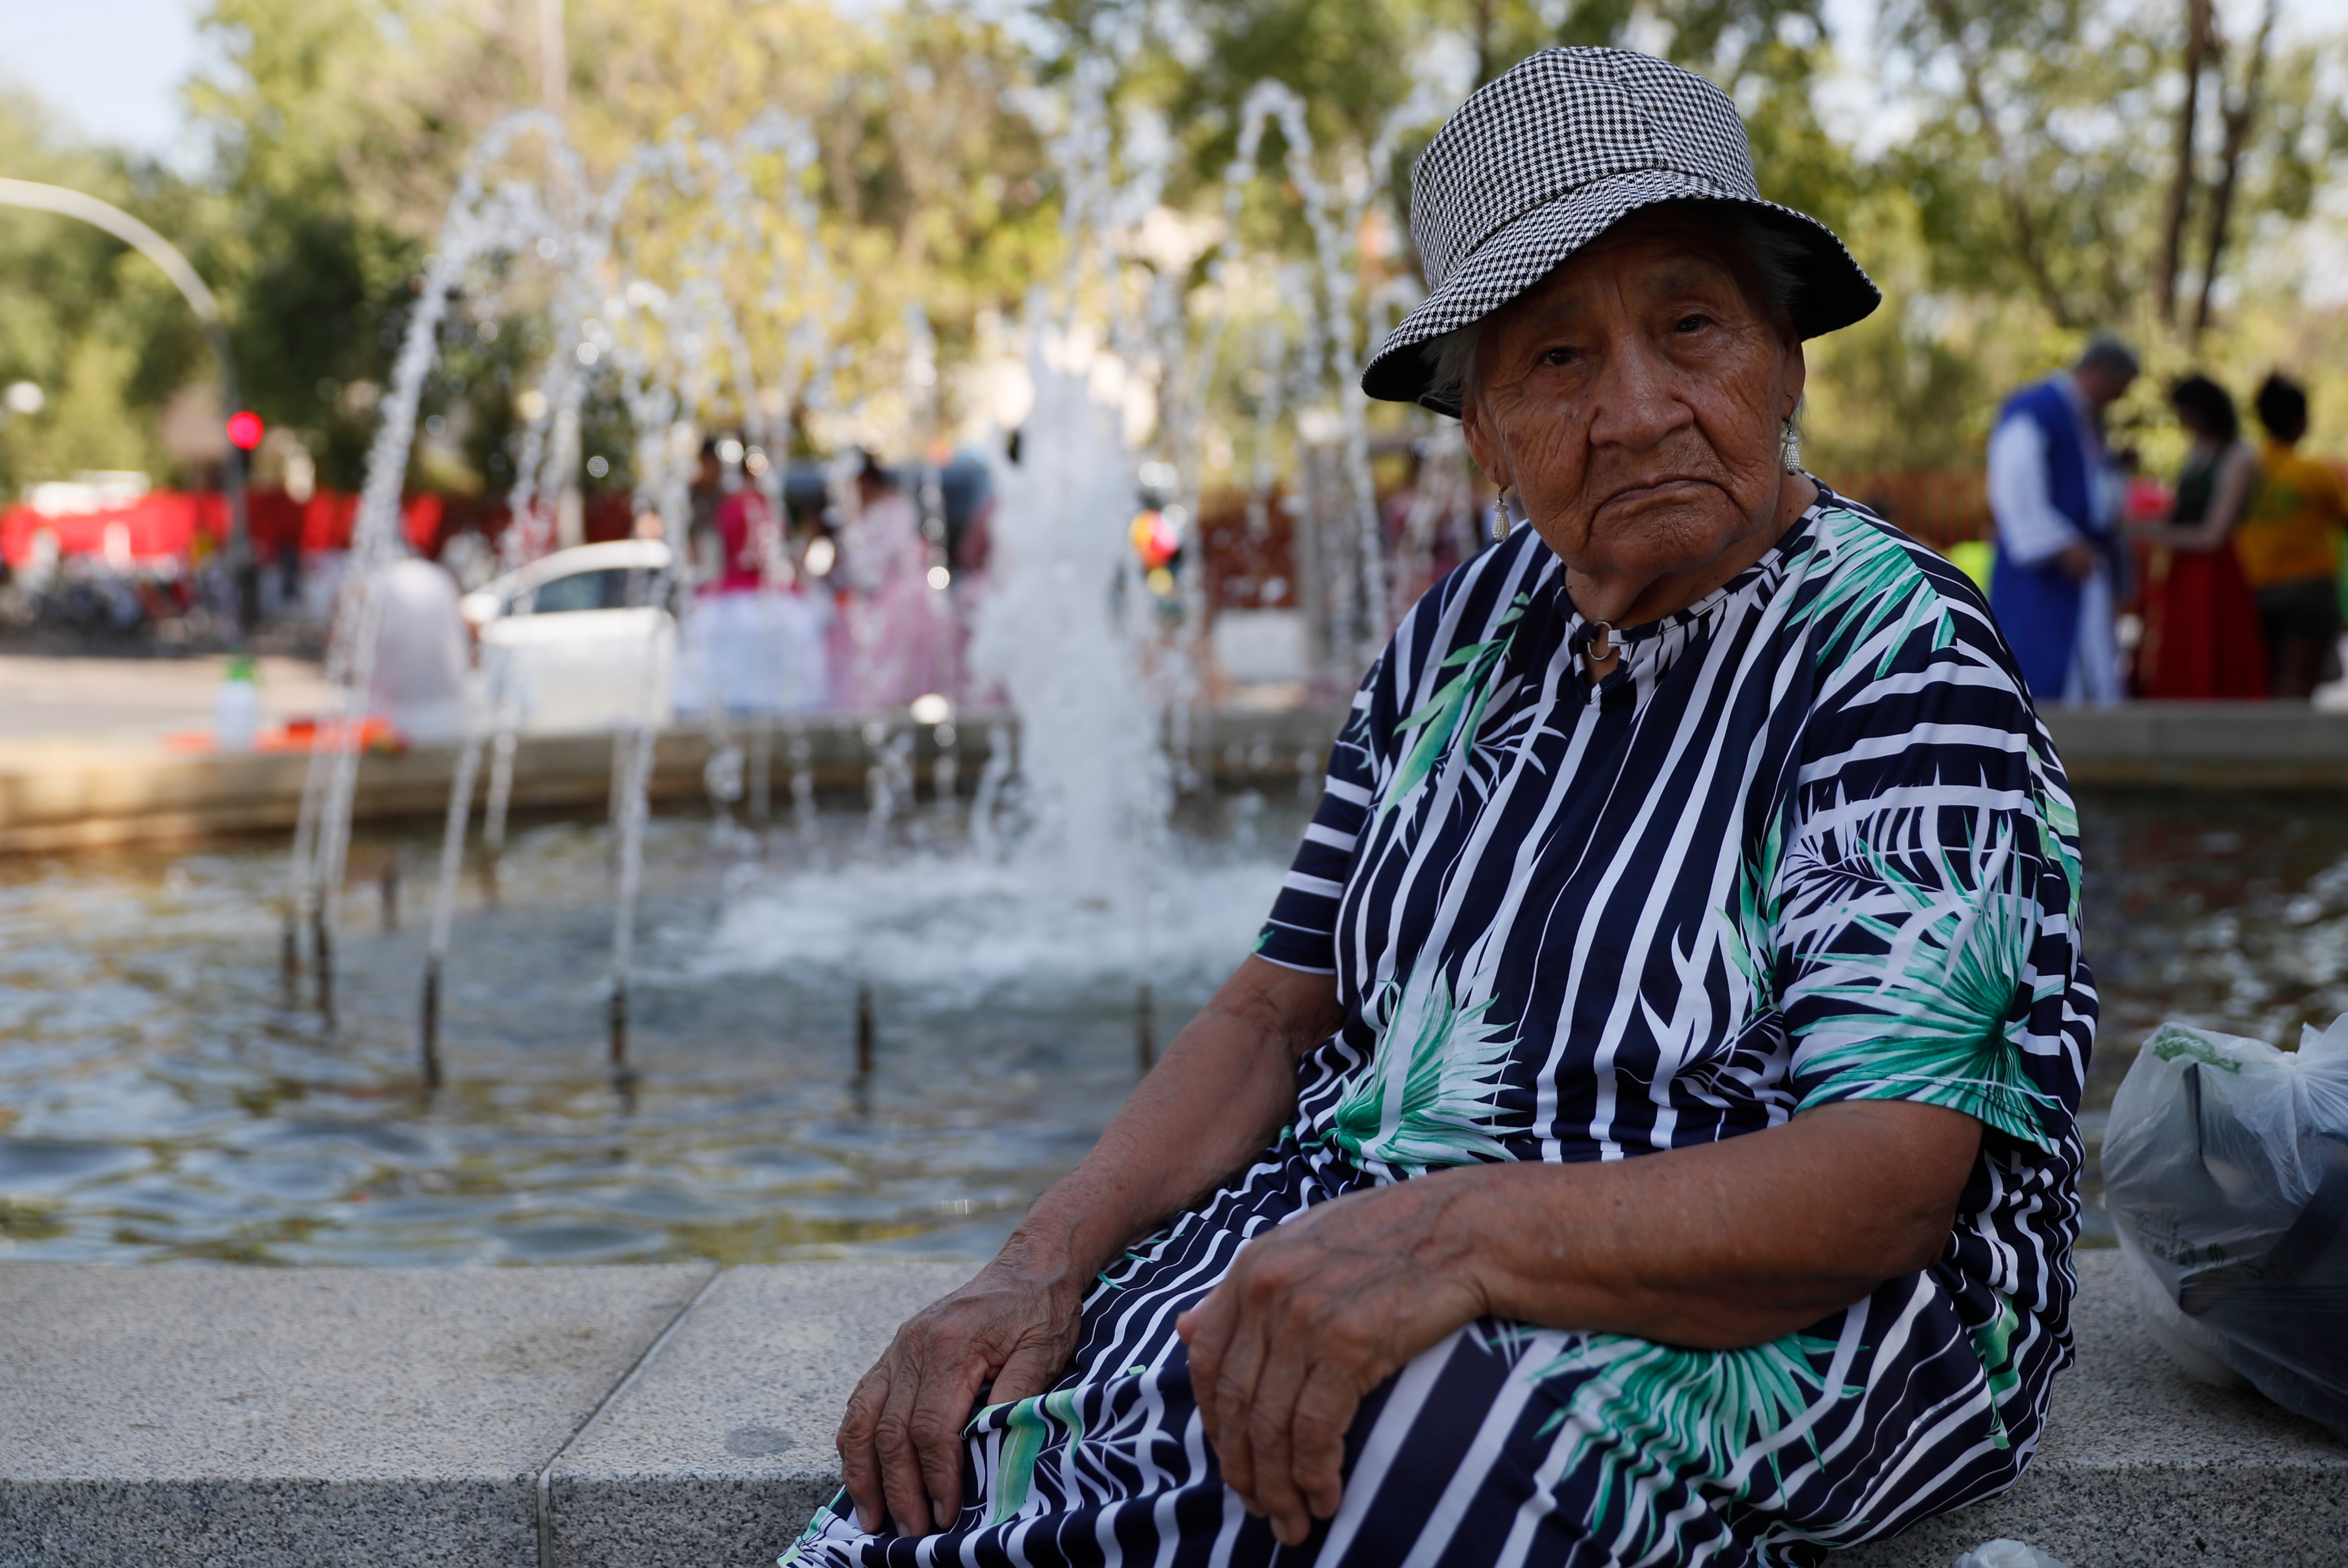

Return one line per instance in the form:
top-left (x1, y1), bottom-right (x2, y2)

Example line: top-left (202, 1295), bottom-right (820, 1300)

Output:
top-left (0, 178), bottom-right (255, 638)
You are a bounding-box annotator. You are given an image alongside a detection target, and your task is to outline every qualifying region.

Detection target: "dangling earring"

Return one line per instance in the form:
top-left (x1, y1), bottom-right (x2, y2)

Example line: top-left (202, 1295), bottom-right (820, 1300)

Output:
top-left (1493, 485), bottom-right (1514, 541)
top-left (1779, 418), bottom-right (1802, 476)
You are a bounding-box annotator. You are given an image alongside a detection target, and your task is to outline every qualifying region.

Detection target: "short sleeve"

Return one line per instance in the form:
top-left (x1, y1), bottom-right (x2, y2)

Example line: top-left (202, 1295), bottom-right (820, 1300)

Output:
top-left (1773, 577), bottom-right (2083, 1154)
top-left (1254, 668), bottom-right (1382, 974)
top-left (1255, 534), bottom-right (1535, 975)
top-left (2321, 461), bottom-right (2348, 525)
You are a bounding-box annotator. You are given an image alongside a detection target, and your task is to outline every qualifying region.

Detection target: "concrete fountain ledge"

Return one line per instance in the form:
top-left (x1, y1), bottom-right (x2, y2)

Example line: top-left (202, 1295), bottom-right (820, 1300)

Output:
top-left (0, 1253), bottom-right (2340, 1568)
top-left (4, 701), bottom-right (2348, 855)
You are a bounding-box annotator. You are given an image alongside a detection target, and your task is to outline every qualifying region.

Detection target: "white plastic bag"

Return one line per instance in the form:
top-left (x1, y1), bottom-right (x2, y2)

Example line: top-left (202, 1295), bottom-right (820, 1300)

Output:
top-left (1952, 1541), bottom-right (2069, 1568)
top-left (2101, 1014), bottom-right (2348, 1438)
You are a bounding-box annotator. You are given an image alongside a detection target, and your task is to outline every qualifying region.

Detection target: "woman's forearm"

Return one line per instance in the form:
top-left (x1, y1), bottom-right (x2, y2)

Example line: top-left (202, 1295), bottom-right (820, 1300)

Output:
top-left (2158, 447), bottom-right (2258, 549)
top-left (1442, 1099), bottom-right (1981, 1347)
top-left (993, 957), bottom-right (1343, 1297)
top-left (2209, 446), bottom-right (2257, 539)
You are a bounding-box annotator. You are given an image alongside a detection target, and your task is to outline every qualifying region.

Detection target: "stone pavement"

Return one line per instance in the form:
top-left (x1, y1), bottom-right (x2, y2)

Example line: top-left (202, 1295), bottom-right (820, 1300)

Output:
top-left (2, 1252), bottom-right (2342, 1567)
top-left (0, 1264), bottom-right (714, 1567)
top-left (0, 653), bottom-right (334, 747)
top-left (544, 1264), bottom-right (973, 1568)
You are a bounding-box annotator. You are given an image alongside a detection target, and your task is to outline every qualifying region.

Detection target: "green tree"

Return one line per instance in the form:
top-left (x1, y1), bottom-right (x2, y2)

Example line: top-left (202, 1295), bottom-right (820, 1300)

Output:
top-left (1882, 0), bottom-right (2343, 339)
top-left (0, 89), bottom-right (210, 494)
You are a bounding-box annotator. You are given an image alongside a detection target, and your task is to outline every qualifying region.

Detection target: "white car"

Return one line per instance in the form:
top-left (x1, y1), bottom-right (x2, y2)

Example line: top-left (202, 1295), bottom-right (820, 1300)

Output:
top-left (459, 540), bottom-right (678, 735)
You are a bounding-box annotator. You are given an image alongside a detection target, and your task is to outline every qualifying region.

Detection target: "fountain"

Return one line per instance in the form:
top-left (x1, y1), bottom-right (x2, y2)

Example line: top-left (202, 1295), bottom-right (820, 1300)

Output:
top-left (968, 327), bottom-right (1169, 907)
top-left (0, 62), bottom-right (2336, 1287)
top-left (283, 73), bottom-right (1452, 1097)
top-left (0, 69), bottom-right (1484, 1268)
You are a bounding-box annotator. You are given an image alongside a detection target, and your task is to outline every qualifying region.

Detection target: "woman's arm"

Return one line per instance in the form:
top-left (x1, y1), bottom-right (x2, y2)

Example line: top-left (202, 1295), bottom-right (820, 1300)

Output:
top-left (834, 955), bottom-right (1342, 1538)
top-left (2207, 442), bottom-right (2261, 541)
top-left (1177, 1097), bottom-right (1980, 1547)
top-left (2151, 444), bottom-right (2260, 549)
top-left (999, 957), bottom-right (1343, 1288)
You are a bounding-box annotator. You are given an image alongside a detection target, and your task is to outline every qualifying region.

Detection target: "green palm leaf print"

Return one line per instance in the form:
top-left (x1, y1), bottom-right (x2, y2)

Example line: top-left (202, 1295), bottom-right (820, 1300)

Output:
top-left (1328, 957), bottom-right (1518, 1174)
top-left (1798, 828), bottom-right (2061, 1149)
top-left (982, 1386), bottom-right (1085, 1526)
top-left (776, 1496), bottom-right (841, 1565)
top-left (1969, 1293), bottom-right (2024, 1449)
top-left (1717, 807), bottom-right (1790, 998)
top-left (1531, 1331), bottom-right (1856, 1563)
top-left (1793, 507), bottom-right (1950, 678)
top-left (1383, 594), bottom-right (1530, 819)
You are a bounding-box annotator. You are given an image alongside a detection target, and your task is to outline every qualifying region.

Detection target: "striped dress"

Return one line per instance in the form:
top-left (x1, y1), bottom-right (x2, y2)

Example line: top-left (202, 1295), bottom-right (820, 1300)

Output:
top-left (788, 490), bottom-right (2093, 1568)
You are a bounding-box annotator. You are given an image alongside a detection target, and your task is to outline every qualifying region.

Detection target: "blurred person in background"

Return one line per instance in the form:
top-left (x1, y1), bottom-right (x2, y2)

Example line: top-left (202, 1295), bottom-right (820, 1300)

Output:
top-left (2132, 374), bottom-right (2268, 699)
top-left (679, 436), bottom-right (829, 718)
top-left (2237, 374), bottom-right (2347, 698)
top-left (1987, 335), bottom-right (2138, 706)
top-left (1380, 438), bottom-right (1481, 619)
top-left (826, 451), bottom-right (955, 710)
top-left (367, 554), bottom-right (469, 743)
top-left (687, 439), bottom-right (725, 559)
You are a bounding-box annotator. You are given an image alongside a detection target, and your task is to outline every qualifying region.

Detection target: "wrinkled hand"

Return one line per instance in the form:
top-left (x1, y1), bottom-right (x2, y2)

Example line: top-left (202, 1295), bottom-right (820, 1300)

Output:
top-left (1176, 1180), bottom-right (1488, 1547)
top-left (837, 1261), bottom-right (1082, 1537)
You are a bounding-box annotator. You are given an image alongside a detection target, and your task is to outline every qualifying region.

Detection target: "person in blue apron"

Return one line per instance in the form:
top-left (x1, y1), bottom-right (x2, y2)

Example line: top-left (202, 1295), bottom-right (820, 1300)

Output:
top-left (1986, 338), bottom-right (2139, 705)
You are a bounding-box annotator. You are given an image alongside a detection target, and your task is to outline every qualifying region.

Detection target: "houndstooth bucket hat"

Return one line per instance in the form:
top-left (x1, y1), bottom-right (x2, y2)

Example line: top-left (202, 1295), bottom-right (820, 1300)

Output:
top-left (1363, 47), bottom-right (1879, 416)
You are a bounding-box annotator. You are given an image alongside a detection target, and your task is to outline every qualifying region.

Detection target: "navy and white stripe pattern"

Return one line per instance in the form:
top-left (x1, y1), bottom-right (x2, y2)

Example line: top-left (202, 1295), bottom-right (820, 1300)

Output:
top-left (789, 491), bottom-right (2092, 1568)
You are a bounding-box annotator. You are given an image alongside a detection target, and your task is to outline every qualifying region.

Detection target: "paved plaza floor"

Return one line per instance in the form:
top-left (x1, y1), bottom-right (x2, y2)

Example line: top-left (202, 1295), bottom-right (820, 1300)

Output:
top-left (2, 1253), bottom-right (2340, 1568)
top-left (0, 653), bottom-right (334, 748)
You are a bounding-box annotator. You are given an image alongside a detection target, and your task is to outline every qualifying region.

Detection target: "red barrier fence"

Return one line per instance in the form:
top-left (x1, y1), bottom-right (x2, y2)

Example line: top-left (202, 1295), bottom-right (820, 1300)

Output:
top-left (2, 489), bottom-right (474, 571)
top-left (0, 490), bottom-right (230, 570)
top-left (1823, 470), bottom-right (1991, 554)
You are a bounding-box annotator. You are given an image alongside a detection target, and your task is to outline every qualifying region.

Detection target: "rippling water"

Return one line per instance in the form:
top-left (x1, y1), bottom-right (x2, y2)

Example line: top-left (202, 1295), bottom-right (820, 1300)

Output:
top-left (2, 789), bottom-right (2341, 1266)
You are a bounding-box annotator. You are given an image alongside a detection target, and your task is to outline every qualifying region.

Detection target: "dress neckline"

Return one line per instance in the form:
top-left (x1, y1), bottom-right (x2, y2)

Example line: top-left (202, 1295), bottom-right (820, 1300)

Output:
top-left (1518, 485), bottom-right (1834, 694)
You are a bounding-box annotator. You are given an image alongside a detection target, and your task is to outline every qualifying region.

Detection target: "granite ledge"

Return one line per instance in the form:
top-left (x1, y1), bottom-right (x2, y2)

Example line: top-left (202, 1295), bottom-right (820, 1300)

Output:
top-left (2, 1252), bottom-right (2341, 1568)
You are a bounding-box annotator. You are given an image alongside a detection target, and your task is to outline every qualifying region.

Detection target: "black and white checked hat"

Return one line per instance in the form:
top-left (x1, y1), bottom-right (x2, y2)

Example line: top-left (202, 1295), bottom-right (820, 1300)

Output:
top-left (1363, 48), bottom-right (1879, 415)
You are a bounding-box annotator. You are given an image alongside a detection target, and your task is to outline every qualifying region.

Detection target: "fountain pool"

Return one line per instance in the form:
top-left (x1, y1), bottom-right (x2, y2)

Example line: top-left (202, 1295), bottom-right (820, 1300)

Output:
top-left (2, 788), bottom-right (2343, 1266)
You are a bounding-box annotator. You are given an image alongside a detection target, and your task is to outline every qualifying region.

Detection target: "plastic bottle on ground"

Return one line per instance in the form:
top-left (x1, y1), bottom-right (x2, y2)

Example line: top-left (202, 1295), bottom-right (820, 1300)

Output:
top-left (214, 655), bottom-right (261, 753)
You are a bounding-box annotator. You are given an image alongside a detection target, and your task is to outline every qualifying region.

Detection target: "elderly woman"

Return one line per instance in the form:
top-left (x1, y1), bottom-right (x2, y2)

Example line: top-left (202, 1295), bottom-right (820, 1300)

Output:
top-left (792, 47), bottom-right (2088, 1568)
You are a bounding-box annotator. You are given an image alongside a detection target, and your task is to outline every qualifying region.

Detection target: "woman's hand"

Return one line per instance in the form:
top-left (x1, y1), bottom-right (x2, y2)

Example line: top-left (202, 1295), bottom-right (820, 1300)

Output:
top-left (837, 1258), bottom-right (1083, 1537)
top-left (1176, 1181), bottom-right (1486, 1547)
top-left (834, 956), bottom-right (1345, 1540)
top-left (1173, 1101), bottom-right (1978, 1547)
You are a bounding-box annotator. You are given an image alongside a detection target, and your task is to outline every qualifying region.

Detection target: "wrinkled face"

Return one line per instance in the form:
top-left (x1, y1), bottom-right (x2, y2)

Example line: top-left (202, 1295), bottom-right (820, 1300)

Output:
top-left (1460, 211), bottom-right (1804, 597)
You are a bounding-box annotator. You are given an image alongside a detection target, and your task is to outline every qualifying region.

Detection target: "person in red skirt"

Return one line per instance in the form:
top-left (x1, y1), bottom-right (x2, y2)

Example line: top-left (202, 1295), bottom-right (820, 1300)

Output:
top-left (2132, 374), bottom-right (2270, 699)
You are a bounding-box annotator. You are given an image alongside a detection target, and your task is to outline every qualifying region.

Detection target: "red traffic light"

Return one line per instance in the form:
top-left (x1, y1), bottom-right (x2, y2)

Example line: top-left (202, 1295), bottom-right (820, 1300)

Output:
top-left (226, 410), bottom-right (265, 451)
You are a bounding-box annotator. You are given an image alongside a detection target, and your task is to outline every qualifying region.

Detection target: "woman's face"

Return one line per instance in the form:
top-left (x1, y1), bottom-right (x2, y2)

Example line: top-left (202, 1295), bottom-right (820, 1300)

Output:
top-left (1460, 212), bottom-right (1805, 614)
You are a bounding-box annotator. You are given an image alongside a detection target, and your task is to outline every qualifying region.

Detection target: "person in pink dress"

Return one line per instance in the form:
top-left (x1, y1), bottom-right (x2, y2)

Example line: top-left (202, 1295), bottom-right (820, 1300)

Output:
top-left (682, 440), bottom-right (829, 716)
top-left (826, 452), bottom-right (957, 710)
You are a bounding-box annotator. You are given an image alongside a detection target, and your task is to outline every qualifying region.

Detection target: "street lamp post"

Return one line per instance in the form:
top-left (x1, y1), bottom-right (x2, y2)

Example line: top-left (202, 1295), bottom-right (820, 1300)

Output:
top-left (0, 178), bottom-right (257, 637)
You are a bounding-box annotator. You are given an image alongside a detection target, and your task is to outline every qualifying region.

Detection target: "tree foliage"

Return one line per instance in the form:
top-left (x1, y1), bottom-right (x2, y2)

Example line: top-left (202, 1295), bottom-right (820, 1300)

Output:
top-left (0, 0), bottom-right (2342, 498)
top-left (0, 91), bottom-right (211, 496)
top-left (1882, 0), bottom-right (2343, 335)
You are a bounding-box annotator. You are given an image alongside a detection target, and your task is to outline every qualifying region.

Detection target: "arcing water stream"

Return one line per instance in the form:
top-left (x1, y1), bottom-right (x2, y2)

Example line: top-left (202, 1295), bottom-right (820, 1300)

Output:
top-left (264, 81), bottom-right (1449, 1100)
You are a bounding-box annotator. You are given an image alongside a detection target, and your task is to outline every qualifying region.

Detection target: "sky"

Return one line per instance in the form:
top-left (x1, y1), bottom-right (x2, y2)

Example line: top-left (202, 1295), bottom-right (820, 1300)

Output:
top-left (0, 0), bottom-right (216, 167)
top-left (2, 0), bottom-right (2344, 163)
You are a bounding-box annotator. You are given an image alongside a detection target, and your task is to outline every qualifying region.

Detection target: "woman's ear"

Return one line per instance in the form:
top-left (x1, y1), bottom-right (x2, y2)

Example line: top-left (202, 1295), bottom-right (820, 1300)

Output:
top-left (1780, 335), bottom-right (1808, 419)
top-left (1459, 392), bottom-right (1509, 491)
